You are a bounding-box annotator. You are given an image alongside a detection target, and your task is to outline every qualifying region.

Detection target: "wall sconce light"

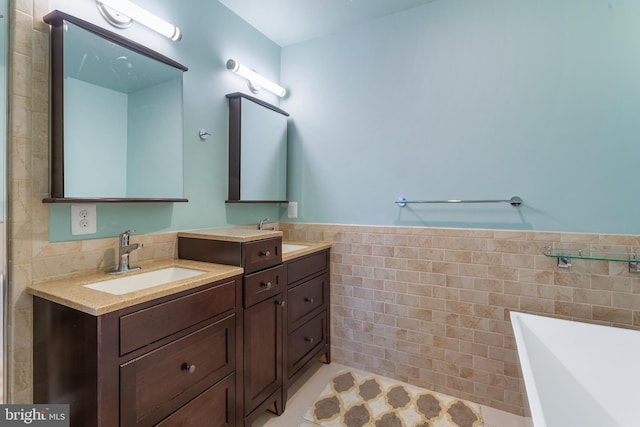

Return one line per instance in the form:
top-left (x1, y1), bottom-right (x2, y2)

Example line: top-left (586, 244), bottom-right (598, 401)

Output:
top-left (96, 0), bottom-right (182, 41)
top-left (226, 59), bottom-right (287, 97)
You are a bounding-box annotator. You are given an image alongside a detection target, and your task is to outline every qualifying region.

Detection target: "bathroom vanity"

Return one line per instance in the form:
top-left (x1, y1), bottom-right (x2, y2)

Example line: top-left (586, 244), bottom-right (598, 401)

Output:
top-left (178, 229), bottom-right (331, 426)
top-left (30, 260), bottom-right (243, 426)
top-left (283, 248), bottom-right (330, 400)
top-left (29, 231), bottom-right (330, 426)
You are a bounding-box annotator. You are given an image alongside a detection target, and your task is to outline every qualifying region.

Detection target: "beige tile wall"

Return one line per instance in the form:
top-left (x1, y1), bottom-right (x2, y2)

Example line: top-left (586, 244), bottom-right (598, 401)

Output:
top-left (7, 0), bottom-right (181, 402)
top-left (281, 223), bottom-right (640, 416)
top-left (7, 0), bottom-right (49, 403)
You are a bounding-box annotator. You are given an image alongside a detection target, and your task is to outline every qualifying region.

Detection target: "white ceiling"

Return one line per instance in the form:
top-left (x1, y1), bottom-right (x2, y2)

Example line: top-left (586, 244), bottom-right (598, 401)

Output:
top-left (217, 0), bottom-right (438, 46)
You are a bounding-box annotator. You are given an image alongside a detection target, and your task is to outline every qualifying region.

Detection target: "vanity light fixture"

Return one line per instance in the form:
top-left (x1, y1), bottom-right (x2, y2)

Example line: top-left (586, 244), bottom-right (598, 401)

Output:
top-left (96, 0), bottom-right (182, 41)
top-left (226, 59), bottom-right (287, 97)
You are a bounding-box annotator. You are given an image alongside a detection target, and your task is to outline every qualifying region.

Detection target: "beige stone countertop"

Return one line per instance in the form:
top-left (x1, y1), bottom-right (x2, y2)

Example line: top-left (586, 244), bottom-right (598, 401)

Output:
top-left (282, 241), bottom-right (331, 262)
top-left (27, 259), bottom-right (243, 316)
top-left (177, 227), bottom-right (283, 242)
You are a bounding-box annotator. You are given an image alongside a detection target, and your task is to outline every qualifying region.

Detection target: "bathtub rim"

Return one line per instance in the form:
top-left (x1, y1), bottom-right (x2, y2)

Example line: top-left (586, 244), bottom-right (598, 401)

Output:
top-left (510, 311), bottom-right (547, 427)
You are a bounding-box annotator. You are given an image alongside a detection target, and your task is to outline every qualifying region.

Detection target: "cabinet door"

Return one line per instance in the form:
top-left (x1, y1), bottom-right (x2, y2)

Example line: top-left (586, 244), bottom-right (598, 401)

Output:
top-left (244, 293), bottom-right (283, 416)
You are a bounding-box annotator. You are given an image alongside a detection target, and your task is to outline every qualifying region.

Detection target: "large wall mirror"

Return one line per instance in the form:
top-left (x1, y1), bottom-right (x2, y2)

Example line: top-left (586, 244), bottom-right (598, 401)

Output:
top-left (226, 92), bottom-right (289, 203)
top-left (43, 10), bottom-right (188, 202)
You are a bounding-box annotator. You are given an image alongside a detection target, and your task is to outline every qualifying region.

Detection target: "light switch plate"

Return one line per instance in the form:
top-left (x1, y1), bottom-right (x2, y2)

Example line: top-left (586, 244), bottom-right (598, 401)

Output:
top-left (288, 202), bottom-right (298, 219)
top-left (71, 204), bottom-right (97, 235)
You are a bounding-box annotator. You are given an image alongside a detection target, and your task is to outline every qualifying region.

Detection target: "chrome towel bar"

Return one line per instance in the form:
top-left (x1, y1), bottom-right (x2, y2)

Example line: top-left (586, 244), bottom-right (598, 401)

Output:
top-left (395, 196), bottom-right (523, 208)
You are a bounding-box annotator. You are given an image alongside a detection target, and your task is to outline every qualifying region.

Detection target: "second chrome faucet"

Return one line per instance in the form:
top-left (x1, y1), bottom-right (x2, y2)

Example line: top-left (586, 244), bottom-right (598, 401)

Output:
top-left (110, 229), bottom-right (143, 275)
top-left (257, 218), bottom-right (276, 231)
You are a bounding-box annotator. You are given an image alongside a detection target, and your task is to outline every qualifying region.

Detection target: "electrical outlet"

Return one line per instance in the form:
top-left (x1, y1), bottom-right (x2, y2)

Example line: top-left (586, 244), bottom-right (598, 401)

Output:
top-left (288, 201), bottom-right (298, 219)
top-left (71, 204), bottom-right (97, 235)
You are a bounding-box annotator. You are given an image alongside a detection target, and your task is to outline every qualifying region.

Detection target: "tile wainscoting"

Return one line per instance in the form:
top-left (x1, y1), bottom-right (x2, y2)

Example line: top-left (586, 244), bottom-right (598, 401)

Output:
top-left (280, 223), bottom-right (640, 416)
top-left (8, 218), bottom-right (639, 409)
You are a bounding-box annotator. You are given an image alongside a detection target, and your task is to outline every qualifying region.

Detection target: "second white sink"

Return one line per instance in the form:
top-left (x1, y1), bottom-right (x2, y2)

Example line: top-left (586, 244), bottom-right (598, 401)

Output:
top-left (84, 267), bottom-right (206, 295)
top-left (282, 244), bottom-right (309, 254)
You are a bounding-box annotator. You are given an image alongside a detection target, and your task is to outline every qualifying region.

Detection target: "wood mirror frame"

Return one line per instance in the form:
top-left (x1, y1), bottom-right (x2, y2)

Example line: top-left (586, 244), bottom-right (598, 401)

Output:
top-left (42, 10), bottom-right (189, 203)
top-left (225, 92), bottom-right (289, 204)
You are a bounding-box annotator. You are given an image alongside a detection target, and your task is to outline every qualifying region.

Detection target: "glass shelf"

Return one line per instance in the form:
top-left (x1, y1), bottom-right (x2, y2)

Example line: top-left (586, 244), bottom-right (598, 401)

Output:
top-left (543, 245), bottom-right (640, 273)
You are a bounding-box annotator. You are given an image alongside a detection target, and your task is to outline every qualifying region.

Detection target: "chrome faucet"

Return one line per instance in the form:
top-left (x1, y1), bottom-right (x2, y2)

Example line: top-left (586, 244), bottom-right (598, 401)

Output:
top-left (110, 229), bottom-right (143, 275)
top-left (258, 218), bottom-right (275, 231)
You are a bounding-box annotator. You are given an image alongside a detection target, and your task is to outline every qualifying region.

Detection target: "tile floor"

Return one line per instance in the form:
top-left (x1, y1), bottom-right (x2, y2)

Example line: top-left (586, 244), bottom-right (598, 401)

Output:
top-left (252, 362), bottom-right (533, 427)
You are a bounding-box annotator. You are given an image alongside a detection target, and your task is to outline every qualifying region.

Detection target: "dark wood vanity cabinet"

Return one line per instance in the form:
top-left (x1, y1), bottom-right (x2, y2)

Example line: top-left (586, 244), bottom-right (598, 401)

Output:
top-left (179, 236), bottom-right (286, 425)
top-left (33, 275), bottom-right (242, 427)
top-left (284, 250), bottom-right (331, 397)
top-left (178, 236), bottom-right (331, 426)
top-left (242, 264), bottom-right (286, 424)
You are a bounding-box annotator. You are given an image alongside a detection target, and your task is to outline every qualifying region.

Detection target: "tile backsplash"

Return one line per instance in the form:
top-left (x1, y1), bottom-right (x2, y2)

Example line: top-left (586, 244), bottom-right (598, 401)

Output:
top-left (280, 223), bottom-right (640, 416)
top-left (10, 217), bottom-right (640, 412)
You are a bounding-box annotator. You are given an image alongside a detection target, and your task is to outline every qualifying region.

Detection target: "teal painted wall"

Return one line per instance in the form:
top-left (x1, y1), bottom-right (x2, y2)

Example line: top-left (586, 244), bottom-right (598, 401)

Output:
top-left (48, 0), bottom-right (640, 239)
top-left (48, 0), bottom-right (285, 241)
top-left (281, 0), bottom-right (640, 234)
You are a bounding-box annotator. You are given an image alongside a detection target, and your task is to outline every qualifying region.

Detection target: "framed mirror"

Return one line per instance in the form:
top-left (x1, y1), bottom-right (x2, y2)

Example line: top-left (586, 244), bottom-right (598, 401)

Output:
top-left (226, 92), bottom-right (289, 203)
top-left (43, 10), bottom-right (188, 203)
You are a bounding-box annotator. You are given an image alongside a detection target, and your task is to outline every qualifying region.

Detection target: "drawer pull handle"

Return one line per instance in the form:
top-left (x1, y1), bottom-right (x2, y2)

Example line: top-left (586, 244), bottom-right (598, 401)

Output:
top-left (305, 337), bottom-right (314, 344)
top-left (260, 250), bottom-right (271, 257)
top-left (304, 297), bottom-right (314, 304)
top-left (261, 281), bottom-right (272, 290)
top-left (276, 300), bottom-right (286, 307)
top-left (183, 363), bottom-right (197, 374)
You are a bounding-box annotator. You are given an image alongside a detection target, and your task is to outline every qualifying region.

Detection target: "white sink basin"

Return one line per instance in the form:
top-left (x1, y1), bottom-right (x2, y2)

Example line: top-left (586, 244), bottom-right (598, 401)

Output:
top-left (84, 267), bottom-right (206, 295)
top-left (282, 244), bottom-right (309, 254)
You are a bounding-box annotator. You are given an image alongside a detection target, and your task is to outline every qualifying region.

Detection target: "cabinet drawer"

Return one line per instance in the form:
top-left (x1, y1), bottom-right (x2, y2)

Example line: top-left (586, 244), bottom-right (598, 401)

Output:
top-left (244, 265), bottom-right (285, 307)
top-left (119, 279), bottom-right (237, 355)
top-left (243, 237), bottom-right (282, 274)
top-left (156, 373), bottom-right (235, 427)
top-left (288, 312), bottom-right (326, 375)
top-left (120, 315), bottom-right (235, 426)
top-left (288, 274), bottom-right (327, 330)
top-left (287, 250), bottom-right (328, 285)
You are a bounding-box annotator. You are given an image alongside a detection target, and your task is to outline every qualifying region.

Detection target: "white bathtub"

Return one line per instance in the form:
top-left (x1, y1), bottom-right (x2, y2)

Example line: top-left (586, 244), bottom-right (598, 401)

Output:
top-left (510, 311), bottom-right (640, 427)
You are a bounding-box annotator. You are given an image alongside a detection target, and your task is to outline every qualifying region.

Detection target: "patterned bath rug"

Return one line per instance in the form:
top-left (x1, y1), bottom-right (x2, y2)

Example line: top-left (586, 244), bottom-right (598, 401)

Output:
top-left (303, 370), bottom-right (483, 427)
